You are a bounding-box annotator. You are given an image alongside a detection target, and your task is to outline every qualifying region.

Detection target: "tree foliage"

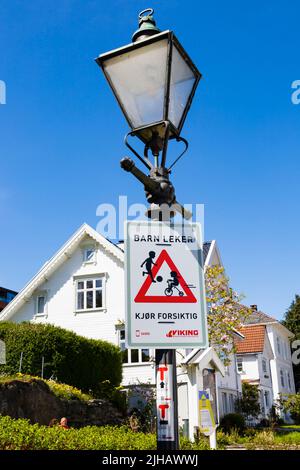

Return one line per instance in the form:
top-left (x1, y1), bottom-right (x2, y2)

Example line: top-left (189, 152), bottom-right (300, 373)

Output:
top-left (0, 322), bottom-right (122, 396)
top-left (282, 295), bottom-right (300, 337)
top-left (236, 382), bottom-right (261, 419)
top-left (205, 265), bottom-right (252, 363)
top-left (280, 393), bottom-right (300, 424)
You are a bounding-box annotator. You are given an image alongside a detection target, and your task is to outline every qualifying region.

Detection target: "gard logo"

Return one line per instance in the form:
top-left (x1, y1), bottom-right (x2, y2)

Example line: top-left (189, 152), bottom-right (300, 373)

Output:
top-left (135, 330), bottom-right (150, 337)
top-left (166, 330), bottom-right (199, 338)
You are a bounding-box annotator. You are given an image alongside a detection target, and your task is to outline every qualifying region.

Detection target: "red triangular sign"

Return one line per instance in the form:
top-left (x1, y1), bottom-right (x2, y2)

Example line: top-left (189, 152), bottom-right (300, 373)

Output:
top-left (134, 249), bottom-right (197, 303)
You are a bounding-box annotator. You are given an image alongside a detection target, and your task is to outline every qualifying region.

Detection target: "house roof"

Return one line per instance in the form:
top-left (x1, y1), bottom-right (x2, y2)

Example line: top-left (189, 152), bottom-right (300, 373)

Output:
top-left (0, 223), bottom-right (123, 322)
top-left (203, 242), bottom-right (212, 263)
top-left (244, 310), bottom-right (277, 325)
top-left (0, 287), bottom-right (18, 295)
top-left (182, 346), bottom-right (225, 376)
top-left (243, 309), bottom-right (294, 338)
top-left (235, 325), bottom-right (266, 354)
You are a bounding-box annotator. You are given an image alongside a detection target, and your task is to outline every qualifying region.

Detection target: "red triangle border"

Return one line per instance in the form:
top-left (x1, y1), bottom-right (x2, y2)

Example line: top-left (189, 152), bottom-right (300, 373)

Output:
top-left (134, 249), bottom-right (197, 303)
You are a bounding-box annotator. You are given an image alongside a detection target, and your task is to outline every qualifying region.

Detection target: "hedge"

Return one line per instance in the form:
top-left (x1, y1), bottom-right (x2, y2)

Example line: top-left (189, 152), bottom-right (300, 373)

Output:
top-left (0, 374), bottom-right (93, 401)
top-left (0, 322), bottom-right (122, 396)
top-left (0, 416), bottom-right (210, 450)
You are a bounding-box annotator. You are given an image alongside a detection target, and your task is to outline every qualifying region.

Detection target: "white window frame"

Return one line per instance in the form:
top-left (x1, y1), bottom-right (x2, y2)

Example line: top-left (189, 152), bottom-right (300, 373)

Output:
top-left (83, 246), bottom-right (97, 264)
top-left (34, 291), bottom-right (48, 318)
top-left (277, 337), bottom-right (281, 356)
top-left (262, 358), bottom-right (267, 374)
top-left (222, 392), bottom-right (228, 415)
top-left (280, 369), bottom-right (285, 388)
top-left (229, 394), bottom-right (235, 413)
top-left (264, 390), bottom-right (270, 408)
top-left (74, 275), bottom-right (107, 313)
top-left (236, 357), bottom-right (243, 374)
top-left (118, 328), bottom-right (152, 365)
top-left (287, 371), bottom-right (291, 390)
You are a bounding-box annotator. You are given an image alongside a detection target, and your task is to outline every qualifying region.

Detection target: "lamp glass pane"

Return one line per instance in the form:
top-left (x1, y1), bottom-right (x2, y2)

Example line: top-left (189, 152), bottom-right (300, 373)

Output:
top-left (169, 45), bottom-right (196, 129)
top-left (103, 39), bottom-right (168, 129)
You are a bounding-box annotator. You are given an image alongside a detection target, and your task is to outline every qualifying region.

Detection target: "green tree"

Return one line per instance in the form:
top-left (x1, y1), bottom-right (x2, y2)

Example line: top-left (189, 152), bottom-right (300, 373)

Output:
top-left (280, 393), bottom-right (300, 424)
top-left (205, 266), bottom-right (252, 364)
top-left (282, 295), bottom-right (300, 391)
top-left (236, 382), bottom-right (261, 420)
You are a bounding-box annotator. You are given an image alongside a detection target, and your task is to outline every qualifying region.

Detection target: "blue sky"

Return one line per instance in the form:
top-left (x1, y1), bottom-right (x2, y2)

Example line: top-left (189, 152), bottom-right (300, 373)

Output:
top-left (0, 0), bottom-right (299, 319)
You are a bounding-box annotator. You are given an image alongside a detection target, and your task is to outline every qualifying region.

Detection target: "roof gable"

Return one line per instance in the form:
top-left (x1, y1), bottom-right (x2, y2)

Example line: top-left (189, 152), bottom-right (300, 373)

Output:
top-left (244, 310), bottom-right (277, 325)
top-left (0, 223), bottom-right (123, 322)
top-left (182, 346), bottom-right (225, 376)
top-left (244, 309), bottom-right (294, 338)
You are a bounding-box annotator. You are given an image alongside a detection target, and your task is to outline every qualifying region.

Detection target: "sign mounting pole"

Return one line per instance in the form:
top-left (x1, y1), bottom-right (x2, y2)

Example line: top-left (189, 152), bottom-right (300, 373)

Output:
top-left (156, 345), bottom-right (179, 449)
top-left (125, 217), bottom-right (208, 451)
top-left (155, 212), bottom-right (179, 451)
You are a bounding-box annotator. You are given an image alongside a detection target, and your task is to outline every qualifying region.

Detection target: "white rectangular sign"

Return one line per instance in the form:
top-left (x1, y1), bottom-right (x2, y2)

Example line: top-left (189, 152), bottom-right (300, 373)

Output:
top-left (125, 221), bottom-right (208, 348)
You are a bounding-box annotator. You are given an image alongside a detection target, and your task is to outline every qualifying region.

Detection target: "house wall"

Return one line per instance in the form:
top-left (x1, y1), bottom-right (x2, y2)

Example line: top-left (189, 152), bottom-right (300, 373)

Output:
top-left (12, 240), bottom-right (124, 346)
top-left (267, 325), bottom-right (296, 400)
top-left (122, 363), bottom-right (155, 387)
top-left (217, 353), bottom-right (241, 418)
top-left (240, 354), bottom-right (259, 380)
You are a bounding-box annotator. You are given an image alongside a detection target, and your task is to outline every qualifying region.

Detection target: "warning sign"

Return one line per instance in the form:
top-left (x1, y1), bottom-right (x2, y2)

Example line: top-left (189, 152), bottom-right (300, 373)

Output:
top-left (135, 249), bottom-right (197, 303)
top-left (125, 221), bottom-right (208, 348)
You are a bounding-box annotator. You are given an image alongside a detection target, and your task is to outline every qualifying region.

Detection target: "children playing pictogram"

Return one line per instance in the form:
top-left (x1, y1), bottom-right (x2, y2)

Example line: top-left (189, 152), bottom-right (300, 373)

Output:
top-left (141, 251), bottom-right (157, 283)
top-left (164, 271), bottom-right (184, 296)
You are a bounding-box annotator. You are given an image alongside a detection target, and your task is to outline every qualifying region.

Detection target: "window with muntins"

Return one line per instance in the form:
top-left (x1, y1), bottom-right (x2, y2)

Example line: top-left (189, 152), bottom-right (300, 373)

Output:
top-left (119, 329), bottom-right (150, 364)
top-left (76, 278), bottom-right (103, 311)
top-left (237, 357), bottom-right (243, 373)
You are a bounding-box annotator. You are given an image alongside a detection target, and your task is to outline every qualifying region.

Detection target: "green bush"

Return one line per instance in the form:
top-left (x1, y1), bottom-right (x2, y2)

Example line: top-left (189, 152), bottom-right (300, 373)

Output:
top-left (0, 322), bottom-right (122, 397)
top-left (280, 393), bottom-right (300, 424)
top-left (220, 413), bottom-right (246, 434)
top-left (0, 415), bottom-right (156, 450)
top-left (0, 416), bottom-right (211, 450)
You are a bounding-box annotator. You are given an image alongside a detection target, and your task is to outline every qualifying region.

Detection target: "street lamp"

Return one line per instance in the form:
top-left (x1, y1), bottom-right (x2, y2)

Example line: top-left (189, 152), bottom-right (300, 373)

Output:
top-left (95, 9), bottom-right (202, 451)
top-left (95, 8), bottom-right (201, 219)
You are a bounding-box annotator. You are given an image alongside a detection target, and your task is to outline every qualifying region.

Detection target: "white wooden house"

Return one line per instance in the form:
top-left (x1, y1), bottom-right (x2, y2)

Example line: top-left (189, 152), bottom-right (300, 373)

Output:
top-left (236, 309), bottom-right (296, 422)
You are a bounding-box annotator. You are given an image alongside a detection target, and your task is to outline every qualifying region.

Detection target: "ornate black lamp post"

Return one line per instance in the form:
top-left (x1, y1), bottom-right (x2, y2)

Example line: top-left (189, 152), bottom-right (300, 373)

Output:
top-left (96, 9), bottom-right (202, 450)
top-left (96, 8), bottom-right (201, 220)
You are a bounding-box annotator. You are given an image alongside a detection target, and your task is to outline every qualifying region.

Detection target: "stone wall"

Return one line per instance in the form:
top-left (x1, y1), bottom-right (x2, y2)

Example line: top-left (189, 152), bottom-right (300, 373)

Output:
top-left (0, 379), bottom-right (124, 427)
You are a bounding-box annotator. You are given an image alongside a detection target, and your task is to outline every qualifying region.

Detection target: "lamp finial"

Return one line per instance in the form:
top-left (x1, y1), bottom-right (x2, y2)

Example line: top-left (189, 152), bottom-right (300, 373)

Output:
top-left (132, 8), bottom-right (161, 42)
